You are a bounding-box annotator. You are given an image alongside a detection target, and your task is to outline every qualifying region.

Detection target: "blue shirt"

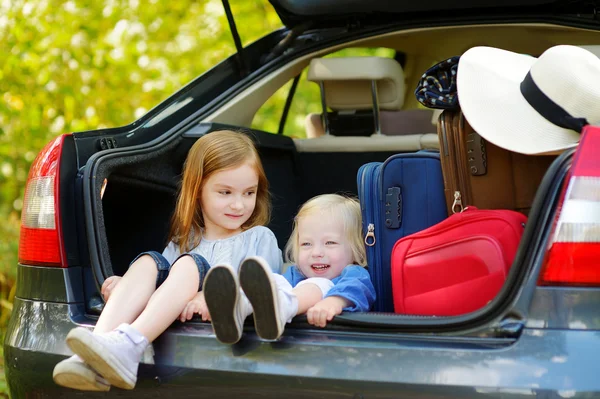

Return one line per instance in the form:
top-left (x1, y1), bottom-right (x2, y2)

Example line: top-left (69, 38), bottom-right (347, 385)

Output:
top-left (162, 226), bottom-right (282, 273)
top-left (283, 265), bottom-right (376, 312)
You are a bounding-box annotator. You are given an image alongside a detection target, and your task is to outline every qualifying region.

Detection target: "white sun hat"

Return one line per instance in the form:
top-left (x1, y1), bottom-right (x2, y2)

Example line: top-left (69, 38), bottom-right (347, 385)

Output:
top-left (457, 45), bottom-right (600, 155)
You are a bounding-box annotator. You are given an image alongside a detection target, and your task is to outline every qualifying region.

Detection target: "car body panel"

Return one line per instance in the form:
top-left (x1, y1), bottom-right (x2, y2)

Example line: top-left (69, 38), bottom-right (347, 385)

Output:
top-left (270, 0), bottom-right (559, 16)
top-left (268, 0), bottom-right (592, 28)
top-left (15, 265), bottom-right (83, 303)
top-left (527, 287), bottom-right (600, 330)
top-left (6, 296), bottom-right (600, 398)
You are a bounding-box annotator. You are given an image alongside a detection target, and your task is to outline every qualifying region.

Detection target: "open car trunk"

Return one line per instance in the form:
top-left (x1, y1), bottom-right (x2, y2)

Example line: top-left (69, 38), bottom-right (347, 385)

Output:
top-left (82, 122), bottom-right (570, 335)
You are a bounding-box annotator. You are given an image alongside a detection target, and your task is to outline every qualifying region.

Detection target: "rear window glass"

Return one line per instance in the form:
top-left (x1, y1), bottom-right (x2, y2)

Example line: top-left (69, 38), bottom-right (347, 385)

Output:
top-left (252, 47), bottom-right (395, 138)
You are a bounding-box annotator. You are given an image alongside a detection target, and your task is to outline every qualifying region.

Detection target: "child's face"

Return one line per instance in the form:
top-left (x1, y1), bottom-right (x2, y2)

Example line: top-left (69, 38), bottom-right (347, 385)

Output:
top-left (296, 211), bottom-right (355, 280)
top-left (200, 162), bottom-right (258, 240)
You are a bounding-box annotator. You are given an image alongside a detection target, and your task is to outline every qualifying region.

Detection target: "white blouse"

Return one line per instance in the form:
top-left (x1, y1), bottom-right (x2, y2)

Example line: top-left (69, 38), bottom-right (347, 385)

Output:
top-left (161, 225), bottom-right (282, 273)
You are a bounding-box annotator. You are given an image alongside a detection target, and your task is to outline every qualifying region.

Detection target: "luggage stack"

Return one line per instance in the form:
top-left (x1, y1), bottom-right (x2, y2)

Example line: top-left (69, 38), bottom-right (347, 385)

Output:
top-left (357, 109), bottom-right (555, 316)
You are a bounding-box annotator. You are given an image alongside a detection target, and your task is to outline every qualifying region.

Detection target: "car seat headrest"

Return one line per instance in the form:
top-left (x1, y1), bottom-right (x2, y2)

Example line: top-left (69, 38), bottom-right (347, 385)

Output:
top-left (307, 57), bottom-right (406, 111)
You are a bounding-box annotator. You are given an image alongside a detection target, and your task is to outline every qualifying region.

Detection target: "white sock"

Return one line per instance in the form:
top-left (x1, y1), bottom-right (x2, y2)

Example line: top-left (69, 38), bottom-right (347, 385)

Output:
top-left (272, 274), bottom-right (298, 324)
top-left (238, 289), bottom-right (254, 319)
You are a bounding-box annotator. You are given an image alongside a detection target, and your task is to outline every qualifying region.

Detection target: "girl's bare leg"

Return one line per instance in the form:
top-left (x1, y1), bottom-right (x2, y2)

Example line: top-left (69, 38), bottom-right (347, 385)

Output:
top-left (94, 255), bottom-right (158, 334)
top-left (131, 256), bottom-right (200, 342)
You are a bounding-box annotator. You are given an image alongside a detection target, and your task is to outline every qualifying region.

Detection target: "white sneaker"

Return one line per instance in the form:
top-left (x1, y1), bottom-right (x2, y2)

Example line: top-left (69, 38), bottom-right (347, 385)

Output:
top-left (66, 324), bottom-right (148, 390)
top-left (239, 257), bottom-right (288, 340)
top-left (52, 355), bottom-right (110, 392)
top-left (204, 264), bottom-right (252, 344)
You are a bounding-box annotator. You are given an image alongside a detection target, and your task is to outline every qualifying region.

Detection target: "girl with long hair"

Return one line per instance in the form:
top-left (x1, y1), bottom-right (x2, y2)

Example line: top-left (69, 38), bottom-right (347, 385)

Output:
top-left (53, 130), bottom-right (282, 391)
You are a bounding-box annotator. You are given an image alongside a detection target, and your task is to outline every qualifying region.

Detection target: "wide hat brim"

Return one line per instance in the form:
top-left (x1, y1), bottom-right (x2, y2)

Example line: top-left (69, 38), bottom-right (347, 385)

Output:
top-left (457, 47), bottom-right (580, 155)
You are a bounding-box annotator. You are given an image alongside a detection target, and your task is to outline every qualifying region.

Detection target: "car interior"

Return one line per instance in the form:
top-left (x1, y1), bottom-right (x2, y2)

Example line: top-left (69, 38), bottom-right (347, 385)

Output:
top-left (96, 22), bottom-right (600, 320)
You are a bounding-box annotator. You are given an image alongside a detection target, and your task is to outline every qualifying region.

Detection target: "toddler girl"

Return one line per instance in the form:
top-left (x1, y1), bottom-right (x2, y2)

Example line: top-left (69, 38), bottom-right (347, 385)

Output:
top-left (204, 193), bottom-right (375, 341)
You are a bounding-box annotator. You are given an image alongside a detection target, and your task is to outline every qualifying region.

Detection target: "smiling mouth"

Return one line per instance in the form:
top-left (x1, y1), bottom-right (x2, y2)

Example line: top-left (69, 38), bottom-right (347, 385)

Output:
top-left (225, 214), bottom-right (243, 218)
top-left (311, 264), bottom-right (330, 272)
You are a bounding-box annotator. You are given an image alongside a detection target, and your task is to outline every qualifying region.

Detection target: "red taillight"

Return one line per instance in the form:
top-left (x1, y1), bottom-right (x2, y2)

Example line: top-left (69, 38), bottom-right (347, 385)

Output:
top-left (539, 126), bottom-right (600, 286)
top-left (18, 134), bottom-right (69, 267)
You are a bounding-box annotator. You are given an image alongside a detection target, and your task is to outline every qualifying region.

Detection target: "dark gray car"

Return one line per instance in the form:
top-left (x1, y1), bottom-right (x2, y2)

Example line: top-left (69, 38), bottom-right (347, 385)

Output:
top-left (6, 1), bottom-right (600, 397)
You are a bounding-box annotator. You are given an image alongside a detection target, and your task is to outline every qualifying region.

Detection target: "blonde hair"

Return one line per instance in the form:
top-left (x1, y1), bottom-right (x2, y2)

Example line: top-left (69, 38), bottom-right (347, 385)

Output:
top-left (284, 194), bottom-right (367, 267)
top-left (168, 130), bottom-right (270, 253)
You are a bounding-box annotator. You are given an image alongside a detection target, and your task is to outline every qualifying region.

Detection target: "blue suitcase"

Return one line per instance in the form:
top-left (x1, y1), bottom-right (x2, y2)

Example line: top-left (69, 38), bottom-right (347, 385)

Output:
top-left (357, 152), bottom-right (447, 312)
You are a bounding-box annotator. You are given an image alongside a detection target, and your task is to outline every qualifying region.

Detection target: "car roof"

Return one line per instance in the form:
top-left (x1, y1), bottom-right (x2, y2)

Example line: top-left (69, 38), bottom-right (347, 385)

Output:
top-left (268, 0), bottom-right (588, 28)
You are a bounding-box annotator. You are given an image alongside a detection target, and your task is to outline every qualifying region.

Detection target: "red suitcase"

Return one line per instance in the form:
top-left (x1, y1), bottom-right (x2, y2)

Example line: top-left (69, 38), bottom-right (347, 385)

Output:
top-left (391, 207), bottom-right (526, 316)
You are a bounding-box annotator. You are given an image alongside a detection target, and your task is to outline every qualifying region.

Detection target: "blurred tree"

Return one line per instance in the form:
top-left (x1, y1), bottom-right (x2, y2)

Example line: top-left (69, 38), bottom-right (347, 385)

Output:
top-left (0, 0), bottom-right (282, 276)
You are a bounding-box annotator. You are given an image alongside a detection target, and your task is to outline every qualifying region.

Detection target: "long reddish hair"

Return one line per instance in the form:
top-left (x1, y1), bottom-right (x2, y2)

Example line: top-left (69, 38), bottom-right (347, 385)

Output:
top-left (168, 130), bottom-right (270, 253)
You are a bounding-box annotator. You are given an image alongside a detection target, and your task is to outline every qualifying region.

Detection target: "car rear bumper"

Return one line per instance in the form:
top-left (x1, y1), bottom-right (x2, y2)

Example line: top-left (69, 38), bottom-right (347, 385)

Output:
top-left (6, 295), bottom-right (600, 398)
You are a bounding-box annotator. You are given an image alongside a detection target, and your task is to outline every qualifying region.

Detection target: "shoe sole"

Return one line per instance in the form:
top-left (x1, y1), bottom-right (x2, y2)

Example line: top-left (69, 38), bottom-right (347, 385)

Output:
top-left (204, 266), bottom-right (242, 344)
top-left (66, 328), bottom-right (136, 390)
top-left (53, 360), bottom-right (111, 392)
top-left (239, 258), bottom-right (282, 340)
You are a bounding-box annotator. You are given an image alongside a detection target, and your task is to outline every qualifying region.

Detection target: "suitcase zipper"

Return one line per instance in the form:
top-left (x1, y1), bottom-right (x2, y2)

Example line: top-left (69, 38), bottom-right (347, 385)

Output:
top-left (452, 191), bottom-right (464, 213)
top-left (456, 114), bottom-right (473, 206)
top-left (360, 163), bottom-right (380, 251)
top-left (358, 162), bottom-right (384, 310)
top-left (359, 163), bottom-right (375, 248)
top-left (439, 111), bottom-right (464, 214)
top-left (364, 223), bottom-right (376, 246)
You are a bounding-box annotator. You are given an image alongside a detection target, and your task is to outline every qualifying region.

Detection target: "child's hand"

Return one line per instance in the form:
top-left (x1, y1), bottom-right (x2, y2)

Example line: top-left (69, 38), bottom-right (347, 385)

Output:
top-left (101, 276), bottom-right (122, 301)
top-left (306, 296), bottom-right (350, 328)
top-left (180, 291), bottom-right (211, 322)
